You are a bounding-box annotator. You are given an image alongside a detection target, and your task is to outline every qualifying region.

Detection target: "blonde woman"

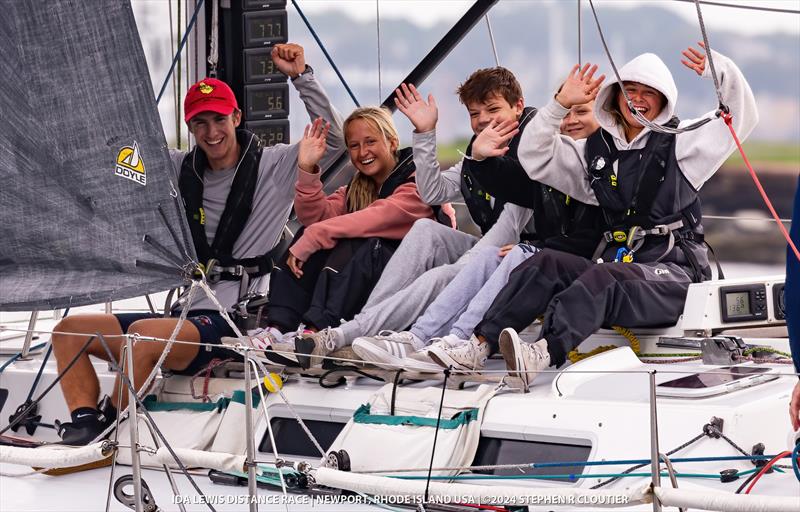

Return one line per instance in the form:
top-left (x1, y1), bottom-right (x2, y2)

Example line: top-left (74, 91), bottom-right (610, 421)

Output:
top-left (257, 108), bottom-right (435, 366)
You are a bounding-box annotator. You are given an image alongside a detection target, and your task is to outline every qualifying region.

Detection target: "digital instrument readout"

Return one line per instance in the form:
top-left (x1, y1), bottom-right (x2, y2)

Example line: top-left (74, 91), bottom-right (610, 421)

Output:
top-left (246, 120), bottom-right (289, 147)
top-left (719, 284), bottom-right (767, 323)
top-left (245, 84), bottom-right (289, 118)
top-left (243, 11), bottom-right (288, 47)
top-left (244, 48), bottom-right (286, 83)
top-left (725, 292), bottom-right (750, 318)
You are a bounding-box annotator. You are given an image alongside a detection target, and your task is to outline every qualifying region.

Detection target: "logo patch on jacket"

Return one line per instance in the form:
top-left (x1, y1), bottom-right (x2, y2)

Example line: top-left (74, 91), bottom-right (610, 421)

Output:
top-left (115, 141), bottom-right (146, 186)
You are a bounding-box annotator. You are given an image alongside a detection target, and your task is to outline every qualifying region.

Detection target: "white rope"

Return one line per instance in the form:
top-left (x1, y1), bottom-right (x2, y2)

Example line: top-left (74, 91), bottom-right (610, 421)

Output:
top-left (0, 442), bottom-right (111, 468)
top-left (207, 0), bottom-right (219, 76)
top-left (154, 447), bottom-right (245, 474)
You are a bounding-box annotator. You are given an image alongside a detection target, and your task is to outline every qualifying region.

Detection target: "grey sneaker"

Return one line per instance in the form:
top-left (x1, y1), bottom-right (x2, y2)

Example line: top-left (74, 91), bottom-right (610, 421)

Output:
top-left (294, 328), bottom-right (339, 369)
top-left (427, 334), bottom-right (490, 372)
top-left (498, 328), bottom-right (551, 390)
top-left (352, 331), bottom-right (424, 370)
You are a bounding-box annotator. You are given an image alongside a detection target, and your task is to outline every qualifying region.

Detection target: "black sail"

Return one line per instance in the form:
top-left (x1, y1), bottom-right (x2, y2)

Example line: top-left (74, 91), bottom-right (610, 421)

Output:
top-left (0, 0), bottom-right (193, 311)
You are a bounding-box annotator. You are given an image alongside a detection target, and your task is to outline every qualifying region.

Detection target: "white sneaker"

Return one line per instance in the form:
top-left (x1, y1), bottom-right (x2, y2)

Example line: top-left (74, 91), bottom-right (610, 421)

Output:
top-left (427, 334), bottom-right (490, 372)
top-left (294, 328), bottom-right (339, 369)
top-left (498, 328), bottom-right (551, 390)
top-left (352, 331), bottom-right (424, 370)
top-left (402, 336), bottom-right (461, 373)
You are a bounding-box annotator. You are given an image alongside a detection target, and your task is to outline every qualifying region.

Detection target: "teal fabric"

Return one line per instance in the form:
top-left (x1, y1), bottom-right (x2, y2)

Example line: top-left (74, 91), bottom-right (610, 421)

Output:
top-left (352, 404), bottom-right (478, 430)
top-left (141, 389), bottom-right (260, 412)
top-left (142, 395), bottom-right (228, 412)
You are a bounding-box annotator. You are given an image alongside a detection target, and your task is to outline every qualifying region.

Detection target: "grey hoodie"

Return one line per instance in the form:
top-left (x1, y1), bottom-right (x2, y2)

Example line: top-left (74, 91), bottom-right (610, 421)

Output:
top-left (517, 49), bottom-right (758, 205)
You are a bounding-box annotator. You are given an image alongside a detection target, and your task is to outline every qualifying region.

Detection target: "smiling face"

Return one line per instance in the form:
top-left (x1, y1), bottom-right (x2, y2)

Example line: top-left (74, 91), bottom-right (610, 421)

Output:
top-left (345, 118), bottom-right (398, 183)
top-left (617, 81), bottom-right (666, 129)
top-left (465, 93), bottom-right (524, 135)
top-left (187, 109), bottom-right (242, 170)
top-left (560, 100), bottom-right (599, 140)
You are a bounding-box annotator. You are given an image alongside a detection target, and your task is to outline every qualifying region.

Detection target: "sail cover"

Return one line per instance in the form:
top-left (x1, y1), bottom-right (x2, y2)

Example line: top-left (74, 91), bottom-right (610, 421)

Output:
top-left (0, 1), bottom-right (193, 311)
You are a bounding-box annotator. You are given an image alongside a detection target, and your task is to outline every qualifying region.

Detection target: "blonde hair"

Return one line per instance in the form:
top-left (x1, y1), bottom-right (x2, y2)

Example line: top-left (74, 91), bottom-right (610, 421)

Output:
top-left (343, 107), bottom-right (400, 213)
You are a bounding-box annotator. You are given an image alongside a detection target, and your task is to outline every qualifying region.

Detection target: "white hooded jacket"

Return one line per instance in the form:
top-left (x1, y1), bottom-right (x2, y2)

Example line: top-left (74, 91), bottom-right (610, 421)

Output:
top-left (517, 49), bottom-right (758, 205)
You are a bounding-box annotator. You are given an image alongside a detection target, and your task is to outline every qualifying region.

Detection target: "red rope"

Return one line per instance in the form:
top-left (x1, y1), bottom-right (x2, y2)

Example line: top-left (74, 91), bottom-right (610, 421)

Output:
top-left (743, 450), bottom-right (790, 494)
top-left (722, 112), bottom-right (800, 262)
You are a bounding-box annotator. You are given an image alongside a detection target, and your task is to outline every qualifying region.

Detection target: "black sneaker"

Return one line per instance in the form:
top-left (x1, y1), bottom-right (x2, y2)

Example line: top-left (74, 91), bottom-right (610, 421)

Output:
top-left (56, 396), bottom-right (117, 446)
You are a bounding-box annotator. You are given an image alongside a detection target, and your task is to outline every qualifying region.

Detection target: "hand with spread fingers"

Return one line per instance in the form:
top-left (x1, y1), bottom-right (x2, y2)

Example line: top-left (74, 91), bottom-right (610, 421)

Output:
top-left (394, 83), bottom-right (438, 133)
top-left (555, 63), bottom-right (606, 109)
top-left (297, 117), bottom-right (330, 174)
top-left (681, 42), bottom-right (707, 76)
top-left (272, 43), bottom-right (307, 78)
top-left (791, 381), bottom-right (800, 431)
top-left (471, 118), bottom-right (519, 161)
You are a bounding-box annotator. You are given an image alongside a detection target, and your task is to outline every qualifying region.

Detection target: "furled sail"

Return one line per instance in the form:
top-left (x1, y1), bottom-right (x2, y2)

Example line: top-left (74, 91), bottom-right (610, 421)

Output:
top-left (0, 0), bottom-right (193, 311)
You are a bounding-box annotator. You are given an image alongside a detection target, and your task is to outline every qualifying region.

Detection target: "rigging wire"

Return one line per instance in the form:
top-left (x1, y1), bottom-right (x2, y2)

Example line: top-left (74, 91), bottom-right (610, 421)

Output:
top-left (290, 0), bottom-right (360, 107)
top-left (484, 15), bottom-right (500, 66)
top-left (586, 0), bottom-right (715, 135)
top-left (376, 0), bottom-right (382, 103)
top-left (156, 0), bottom-right (205, 105)
top-left (577, 0), bottom-right (582, 66)
top-left (672, 0), bottom-right (800, 15)
top-left (722, 113), bottom-right (800, 262)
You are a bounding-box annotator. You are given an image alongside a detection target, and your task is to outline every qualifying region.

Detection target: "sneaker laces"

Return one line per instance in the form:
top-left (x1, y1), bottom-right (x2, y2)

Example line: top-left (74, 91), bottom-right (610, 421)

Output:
top-left (376, 330), bottom-right (413, 344)
top-left (318, 328), bottom-right (337, 352)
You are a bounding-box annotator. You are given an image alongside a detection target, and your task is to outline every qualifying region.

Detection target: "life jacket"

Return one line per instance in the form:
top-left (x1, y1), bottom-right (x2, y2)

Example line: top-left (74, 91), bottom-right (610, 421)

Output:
top-left (460, 107), bottom-right (538, 234)
top-left (585, 120), bottom-right (710, 281)
top-left (178, 129), bottom-right (275, 281)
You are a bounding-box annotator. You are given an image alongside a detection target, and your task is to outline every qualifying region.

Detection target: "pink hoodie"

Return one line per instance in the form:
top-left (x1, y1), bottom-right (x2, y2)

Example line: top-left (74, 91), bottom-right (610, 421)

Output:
top-left (288, 167), bottom-right (435, 261)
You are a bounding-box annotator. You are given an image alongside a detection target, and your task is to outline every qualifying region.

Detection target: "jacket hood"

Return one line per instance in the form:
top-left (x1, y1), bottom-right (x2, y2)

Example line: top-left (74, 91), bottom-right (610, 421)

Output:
top-left (594, 53), bottom-right (677, 137)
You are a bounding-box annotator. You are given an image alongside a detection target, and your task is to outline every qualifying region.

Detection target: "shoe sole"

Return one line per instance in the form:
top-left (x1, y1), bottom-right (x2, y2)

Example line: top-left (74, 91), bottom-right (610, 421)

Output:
top-left (294, 337), bottom-right (316, 369)
top-left (427, 345), bottom-right (474, 372)
top-left (352, 340), bottom-right (406, 370)
top-left (499, 329), bottom-right (529, 388)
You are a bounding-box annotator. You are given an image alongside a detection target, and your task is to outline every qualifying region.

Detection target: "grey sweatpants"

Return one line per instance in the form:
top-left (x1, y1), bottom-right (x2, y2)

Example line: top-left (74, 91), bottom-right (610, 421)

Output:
top-left (338, 219), bottom-right (477, 345)
top-left (409, 243), bottom-right (540, 342)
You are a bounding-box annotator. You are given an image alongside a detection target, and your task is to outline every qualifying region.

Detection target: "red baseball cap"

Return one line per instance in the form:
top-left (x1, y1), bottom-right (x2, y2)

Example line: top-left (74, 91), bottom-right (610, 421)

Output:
top-left (183, 77), bottom-right (239, 122)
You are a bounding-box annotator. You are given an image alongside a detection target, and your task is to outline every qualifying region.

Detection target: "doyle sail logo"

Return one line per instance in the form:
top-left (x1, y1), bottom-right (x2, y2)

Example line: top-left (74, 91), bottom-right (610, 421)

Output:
top-left (115, 141), bottom-right (146, 186)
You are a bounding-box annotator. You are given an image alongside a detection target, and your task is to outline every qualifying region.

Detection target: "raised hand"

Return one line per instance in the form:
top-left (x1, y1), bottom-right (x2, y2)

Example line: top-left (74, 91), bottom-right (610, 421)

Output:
top-left (272, 43), bottom-right (307, 78)
top-left (297, 118), bottom-right (330, 173)
top-left (555, 63), bottom-right (606, 109)
top-left (394, 83), bottom-right (438, 133)
top-left (471, 119), bottom-right (519, 160)
top-left (681, 42), bottom-right (707, 76)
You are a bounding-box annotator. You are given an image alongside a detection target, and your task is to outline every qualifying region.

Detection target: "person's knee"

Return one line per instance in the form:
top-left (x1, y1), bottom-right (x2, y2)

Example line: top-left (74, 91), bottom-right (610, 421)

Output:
top-left (52, 316), bottom-right (98, 346)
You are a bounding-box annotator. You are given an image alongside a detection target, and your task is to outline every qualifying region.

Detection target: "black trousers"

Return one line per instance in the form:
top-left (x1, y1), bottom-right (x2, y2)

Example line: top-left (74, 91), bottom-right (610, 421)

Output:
top-left (474, 248), bottom-right (693, 366)
top-left (265, 231), bottom-right (397, 332)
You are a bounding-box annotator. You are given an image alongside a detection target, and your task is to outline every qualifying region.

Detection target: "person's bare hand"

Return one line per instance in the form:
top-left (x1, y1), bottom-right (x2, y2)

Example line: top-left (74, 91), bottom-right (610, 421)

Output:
top-left (555, 63), bottom-right (605, 109)
top-left (272, 43), bottom-right (306, 78)
top-left (471, 119), bottom-right (519, 160)
top-left (287, 253), bottom-right (305, 278)
top-left (498, 244), bottom-right (515, 257)
top-left (297, 118), bottom-right (329, 173)
top-left (681, 42), bottom-right (707, 76)
top-left (790, 380), bottom-right (800, 431)
top-left (394, 83), bottom-right (438, 133)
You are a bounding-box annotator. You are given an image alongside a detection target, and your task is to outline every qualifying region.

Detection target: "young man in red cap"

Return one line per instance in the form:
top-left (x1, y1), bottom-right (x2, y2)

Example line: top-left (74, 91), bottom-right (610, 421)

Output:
top-left (50, 43), bottom-right (343, 445)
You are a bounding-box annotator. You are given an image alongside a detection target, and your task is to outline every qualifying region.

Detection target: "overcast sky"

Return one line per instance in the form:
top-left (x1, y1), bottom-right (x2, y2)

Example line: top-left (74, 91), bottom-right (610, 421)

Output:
top-left (299, 0), bottom-right (800, 36)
